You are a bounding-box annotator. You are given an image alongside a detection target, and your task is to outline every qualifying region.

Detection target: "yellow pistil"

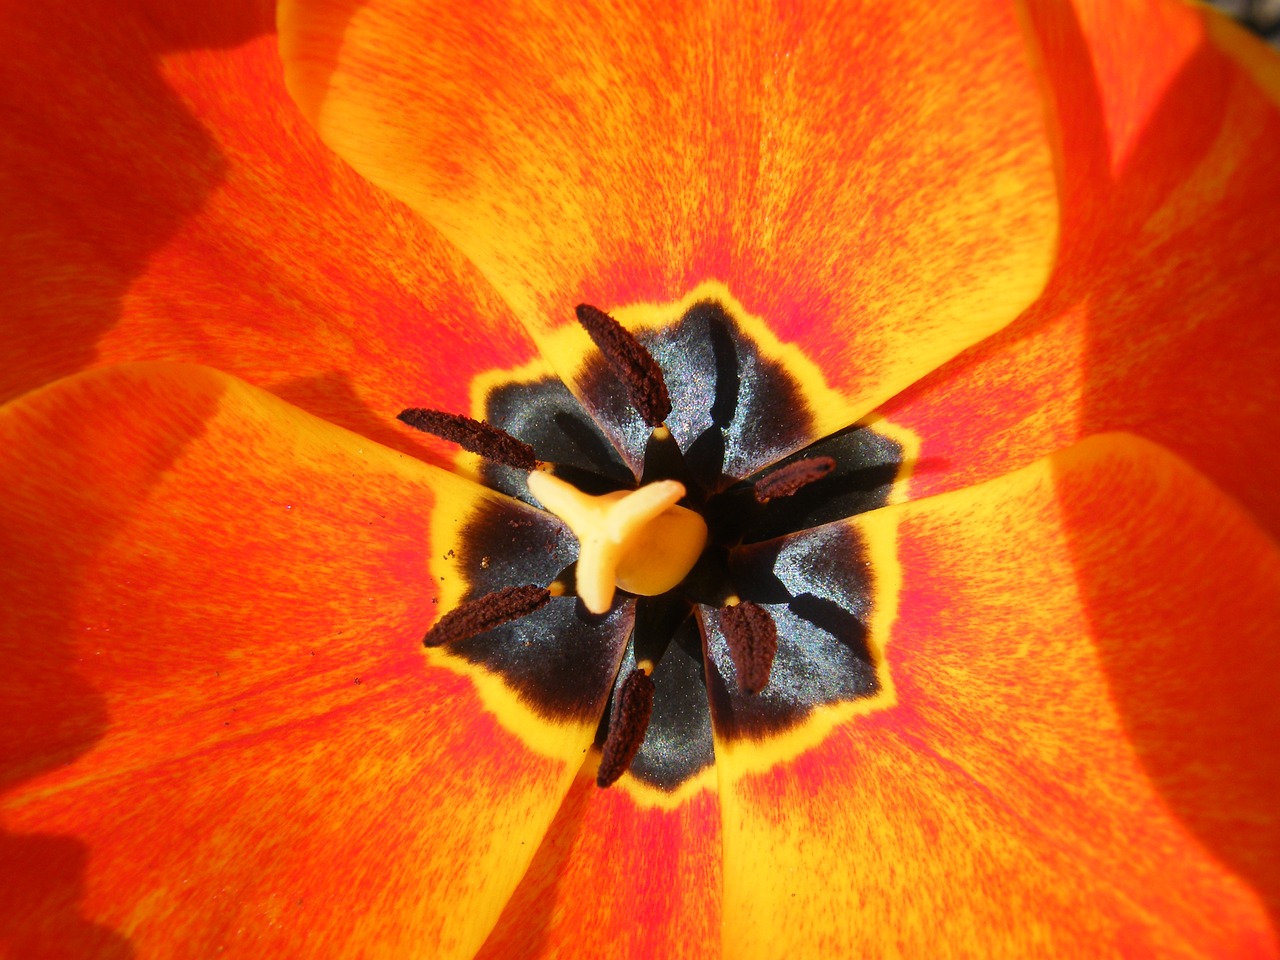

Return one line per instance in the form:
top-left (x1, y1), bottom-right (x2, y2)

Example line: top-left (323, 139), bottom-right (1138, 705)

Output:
top-left (526, 471), bottom-right (708, 614)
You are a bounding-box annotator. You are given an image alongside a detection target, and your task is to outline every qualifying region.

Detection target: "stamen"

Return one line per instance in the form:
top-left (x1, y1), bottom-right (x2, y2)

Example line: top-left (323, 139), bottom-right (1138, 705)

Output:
top-left (575, 303), bottom-right (672, 427)
top-left (597, 667), bottom-right (655, 787)
top-left (753, 456), bottom-right (836, 503)
top-left (398, 408), bottom-right (538, 471)
top-left (721, 598), bottom-right (778, 695)
top-left (423, 584), bottom-right (550, 647)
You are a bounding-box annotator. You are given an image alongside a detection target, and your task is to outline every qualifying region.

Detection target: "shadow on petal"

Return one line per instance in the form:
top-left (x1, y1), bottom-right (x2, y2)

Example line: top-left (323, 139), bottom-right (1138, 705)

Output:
top-left (1045, 3), bottom-right (1280, 930)
top-left (1054, 441), bottom-right (1280, 934)
top-left (473, 765), bottom-right (596, 959)
top-left (476, 758), bottom-right (722, 960)
top-left (0, 0), bottom-right (274, 405)
top-left (0, 369), bottom-right (225, 955)
top-left (883, 1), bottom-right (1280, 537)
top-left (270, 370), bottom-right (458, 466)
top-left (0, 835), bottom-right (135, 959)
top-left (876, 18), bottom-right (1280, 927)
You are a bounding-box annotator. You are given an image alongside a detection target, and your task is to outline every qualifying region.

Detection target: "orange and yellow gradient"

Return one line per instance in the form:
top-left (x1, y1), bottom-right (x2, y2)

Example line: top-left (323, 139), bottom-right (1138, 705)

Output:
top-left (1, 0), bottom-right (1278, 957)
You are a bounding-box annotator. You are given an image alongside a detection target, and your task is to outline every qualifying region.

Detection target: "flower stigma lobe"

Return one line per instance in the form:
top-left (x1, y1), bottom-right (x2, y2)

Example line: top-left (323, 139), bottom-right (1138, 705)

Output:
top-left (526, 470), bottom-right (708, 614)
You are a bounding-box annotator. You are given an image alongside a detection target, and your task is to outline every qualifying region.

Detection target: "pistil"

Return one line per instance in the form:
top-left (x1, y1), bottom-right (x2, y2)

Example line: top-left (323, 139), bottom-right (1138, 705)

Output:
top-left (527, 471), bottom-right (708, 614)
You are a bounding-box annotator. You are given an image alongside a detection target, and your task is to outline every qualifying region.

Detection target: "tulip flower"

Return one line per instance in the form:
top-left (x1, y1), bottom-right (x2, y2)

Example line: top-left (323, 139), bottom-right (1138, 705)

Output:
top-left (2, 0), bottom-right (1279, 957)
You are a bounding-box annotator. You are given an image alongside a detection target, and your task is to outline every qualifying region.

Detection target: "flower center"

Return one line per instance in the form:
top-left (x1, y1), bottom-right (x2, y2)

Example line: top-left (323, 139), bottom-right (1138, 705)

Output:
top-left (402, 291), bottom-right (912, 795)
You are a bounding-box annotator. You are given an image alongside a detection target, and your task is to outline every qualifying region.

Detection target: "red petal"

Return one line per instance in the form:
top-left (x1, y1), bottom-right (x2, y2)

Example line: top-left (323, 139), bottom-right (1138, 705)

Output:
top-left (0, 1), bottom-right (534, 465)
top-left (0, 365), bottom-right (604, 957)
top-left (476, 761), bottom-right (721, 960)
top-left (882, 0), bottom-right (1280, 539)
top-left (717, 434), bottom-right (1280, 956)
top-left (280, 0), bottom-right (1058, 434)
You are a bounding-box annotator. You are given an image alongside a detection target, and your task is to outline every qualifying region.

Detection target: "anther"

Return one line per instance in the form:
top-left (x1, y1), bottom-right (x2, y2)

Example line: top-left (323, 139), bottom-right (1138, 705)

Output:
top-left (753, 456), bottom-right (836, 503)
top-left (398, 408), bottom-right (539, 471)
top-left (423, 584), bottom-right (551, 647)
top-left (575, 303), bottom-right (672, 427)
top-left (720, 599), bottom-right (778, 695)
top-left (597, 668), bottom-right (655, 787)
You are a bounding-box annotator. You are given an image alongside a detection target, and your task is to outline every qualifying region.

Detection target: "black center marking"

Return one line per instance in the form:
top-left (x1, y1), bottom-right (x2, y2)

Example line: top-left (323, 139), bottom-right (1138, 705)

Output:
top-left (445, 299), bottom-right (903, 791)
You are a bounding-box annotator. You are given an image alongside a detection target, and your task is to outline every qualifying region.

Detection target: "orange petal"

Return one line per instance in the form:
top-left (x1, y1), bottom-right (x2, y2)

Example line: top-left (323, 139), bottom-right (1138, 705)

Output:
top-left (716, 433), bottom-right (1280, 957)
top-left (0, 1), bottom-right (534, 467)
top-left (476, 760), bottom-right (721, 960)
top-left (280, 0), bottom-right (1058, 433)
top-left (881, 0), bottom-right (1280, 539)
top-left (0, 364), bottom-right (610, 958)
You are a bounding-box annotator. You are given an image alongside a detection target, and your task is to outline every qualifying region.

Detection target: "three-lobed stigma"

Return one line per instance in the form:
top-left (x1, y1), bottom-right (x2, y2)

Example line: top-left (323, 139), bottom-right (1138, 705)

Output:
top-left (526, 470), bottom-right (707, 614)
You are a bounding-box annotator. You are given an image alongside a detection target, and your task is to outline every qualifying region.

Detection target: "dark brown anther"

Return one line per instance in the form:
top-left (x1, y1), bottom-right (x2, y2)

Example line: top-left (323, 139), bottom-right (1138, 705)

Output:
top-left (423, 584), bottom-right (551, 647)
top-left (596, 668), bottom-right (655, 788)
top-left (398, 408), bottom-right (538, 471)
top-left (721, 600), bottom-right (778, 695)
top-left (753, 456), bottom-right (836, 503)
top-left (575, 303), bottom-right (672, 427)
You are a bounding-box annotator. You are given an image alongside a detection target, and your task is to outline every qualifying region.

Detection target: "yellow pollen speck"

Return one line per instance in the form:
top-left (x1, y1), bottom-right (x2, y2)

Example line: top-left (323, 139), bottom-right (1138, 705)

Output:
top-left (526, 471), bottom-right (708, 614)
